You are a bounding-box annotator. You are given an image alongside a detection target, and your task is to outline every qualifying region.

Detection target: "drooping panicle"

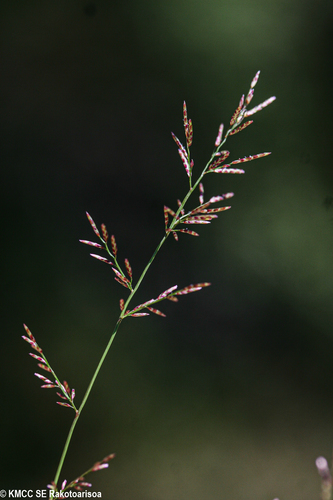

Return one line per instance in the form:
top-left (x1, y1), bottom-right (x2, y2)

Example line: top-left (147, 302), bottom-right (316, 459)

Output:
top-left (215, 123), bottom-right (224, 147)
top-left (86, 212), bottom-right (101, 239)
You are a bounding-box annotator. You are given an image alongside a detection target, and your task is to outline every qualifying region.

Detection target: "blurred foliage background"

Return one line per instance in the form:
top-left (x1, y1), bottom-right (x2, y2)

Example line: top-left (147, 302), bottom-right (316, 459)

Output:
top-left (1, 0), bottom-right (333, 498)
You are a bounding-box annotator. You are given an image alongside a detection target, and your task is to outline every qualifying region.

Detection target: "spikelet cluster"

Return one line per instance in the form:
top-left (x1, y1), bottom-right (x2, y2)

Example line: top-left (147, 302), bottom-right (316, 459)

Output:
top-left (80, 213), bottom-right (133, 291)
top-left (166, 71), bottom-right (275, 239)
top-left (22, 324), bottom-right (77, 413)
top-left (47, 454), bottom-right (115, 496)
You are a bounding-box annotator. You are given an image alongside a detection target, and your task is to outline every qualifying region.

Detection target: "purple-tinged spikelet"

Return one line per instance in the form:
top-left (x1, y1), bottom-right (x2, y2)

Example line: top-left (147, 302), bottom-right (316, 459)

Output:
top-left (215, 123), bottom-right (224, 147)
top-left (250, 70), bottom-right (260, 89)
top-left (172, 231), bottom-right (179, 241)
top-left (183, 101), bottom-right (188, 130)
top-left (178, 148), bottom-right (191, 177)
top-left (114, 277), bottom-right (130, 288)
top-left (230, 152), bottom-right (271, 164)
top-left (111, 235), bottom-right (117, 258)
top-left (111, 267), bottom-right (130, 285)
top-left (175, 282), bottom-right (211, 295)
top-left (90, 254), bottom-right (113, 265)
top-left (230, 95), bottom-right (245, 126)
top-left (37, 363), bottom-right (52, 373)
top-left (86, 212), bottom-right (101, 239)
top-left (124, 258), bottom-right (132, 279)
top-left (208, 151), bottom-right (230, 170)
top-left (57, 402), bottom-right (73, 408)
top-left (177, 199), bottom-right (185, 216)
top-left (147, 307), bottom-right (166, 317)
top-left (101, 224), bottom-right (108, 243)
top-left (131, 312), bottom-right (150, 317)
top-left (229, 120), bottom-right (253, 136)
top-left (245, 88), bottom-right (254, 105)
top-left (186, 119), bottom-right (193, 148)
top-left (212, 167), bottom-right (245, 174)
top-left (166, 295), bottom-right (179, 302)
top-left (209, 193), bottom-right (234, 202)
top-left (199, 183), bottom-right (204, 205)
top-left (119, 298), bottom-right (124, 311)
top-left (178, 229), bottom-right (199, 236)
top-left (245, 96), bottom-right (276, 117)
top-left (79, 240), bottom-right (104, 248)
top-left (202, 206), bottom-right (231, 213)
top-left (29, 353), bottom-right (44, 363)
top-left (158, 285), bottom-right (178, 299)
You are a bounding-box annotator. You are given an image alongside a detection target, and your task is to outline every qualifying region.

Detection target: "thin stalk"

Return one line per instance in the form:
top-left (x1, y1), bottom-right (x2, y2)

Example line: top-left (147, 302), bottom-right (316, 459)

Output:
top-left (53, 319), bottom-right (122, 485)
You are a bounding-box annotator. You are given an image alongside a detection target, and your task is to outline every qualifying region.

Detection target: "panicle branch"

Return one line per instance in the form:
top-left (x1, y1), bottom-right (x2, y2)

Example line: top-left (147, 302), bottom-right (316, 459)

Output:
top-left (22, 324), bottom-right (77, 413)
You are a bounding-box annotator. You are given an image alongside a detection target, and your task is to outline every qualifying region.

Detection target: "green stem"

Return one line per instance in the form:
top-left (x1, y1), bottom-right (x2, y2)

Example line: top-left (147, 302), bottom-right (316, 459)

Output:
top-left (53, 319), bottom-right (122, 486)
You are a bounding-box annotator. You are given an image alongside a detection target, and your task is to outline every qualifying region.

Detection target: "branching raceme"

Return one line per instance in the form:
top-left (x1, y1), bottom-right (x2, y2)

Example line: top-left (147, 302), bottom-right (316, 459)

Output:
top-left (22, 71), bottom-right (276, 497)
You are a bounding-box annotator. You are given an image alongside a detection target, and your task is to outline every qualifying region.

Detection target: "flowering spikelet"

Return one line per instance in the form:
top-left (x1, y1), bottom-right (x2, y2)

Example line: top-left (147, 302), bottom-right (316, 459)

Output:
top-left (215, 123), bottom-right (224, 147)
top-left (111, 235), bottom-right (117, 258)
top-left (183, 101), bottom-right (188, 131)
top-left (199, 183), bottom-right (204, 205)
top-left (316, 456), bottom-right (332, 500)
top-left (245, 88), bottom-right (254, 105)
top-left (172, 231), bottom-right (179, 241)
top-left (147, 307), bottom-right (166, 317)
top-left (250, 70), bottom-right (260, 89)
top-left (178, 229), bottom-right (199, 236)
top-left (230, 94), bottom-right (245, 126)
top-left (229, 120), bottom-right (253, 136)
top-left (79, 240), bottom-right (103, 249)
top-left (245, 96), bottom-right (276, 117)
top-left (212, 167), bottom-right (245, 174)
top-left (208, 151), bottom-right (230, 170)
top-left (229, 152), bottom-right (271, 165)
top-left (177, 199), bottom-right (185, 216)
top-left (90, 254), bottom-right (113, 265)
top-left (119, 299), bottom-right (124, 311)
top-left (22, 324), bottom-right (42, 353)
top-left (186, 119), bottom-right (193, 148)
top-left (111, 267), bottom-right (130, 284)
top-left (178, 148), bottom-right (191, 177)
top-left (124, 258), bottom-right (132, 279)
top-left (101, 224), bottom-right (108, 242)
top-left (171, 132), bottom-right (187, 157)
top-left (114, 277), bottom-right (130, 288)
top-left (158, 285), bottom-right (178, 299)
top-left (174, 282), bottom-right (211, 295)
top-left (131, 312), bottom-right (150, 317)
top-left (86, 212), bottom-right (101, 239)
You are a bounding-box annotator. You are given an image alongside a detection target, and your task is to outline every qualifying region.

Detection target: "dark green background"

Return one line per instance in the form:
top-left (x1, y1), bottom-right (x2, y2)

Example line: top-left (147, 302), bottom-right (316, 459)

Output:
top-left (1, 1), bottom-right (333, 498)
